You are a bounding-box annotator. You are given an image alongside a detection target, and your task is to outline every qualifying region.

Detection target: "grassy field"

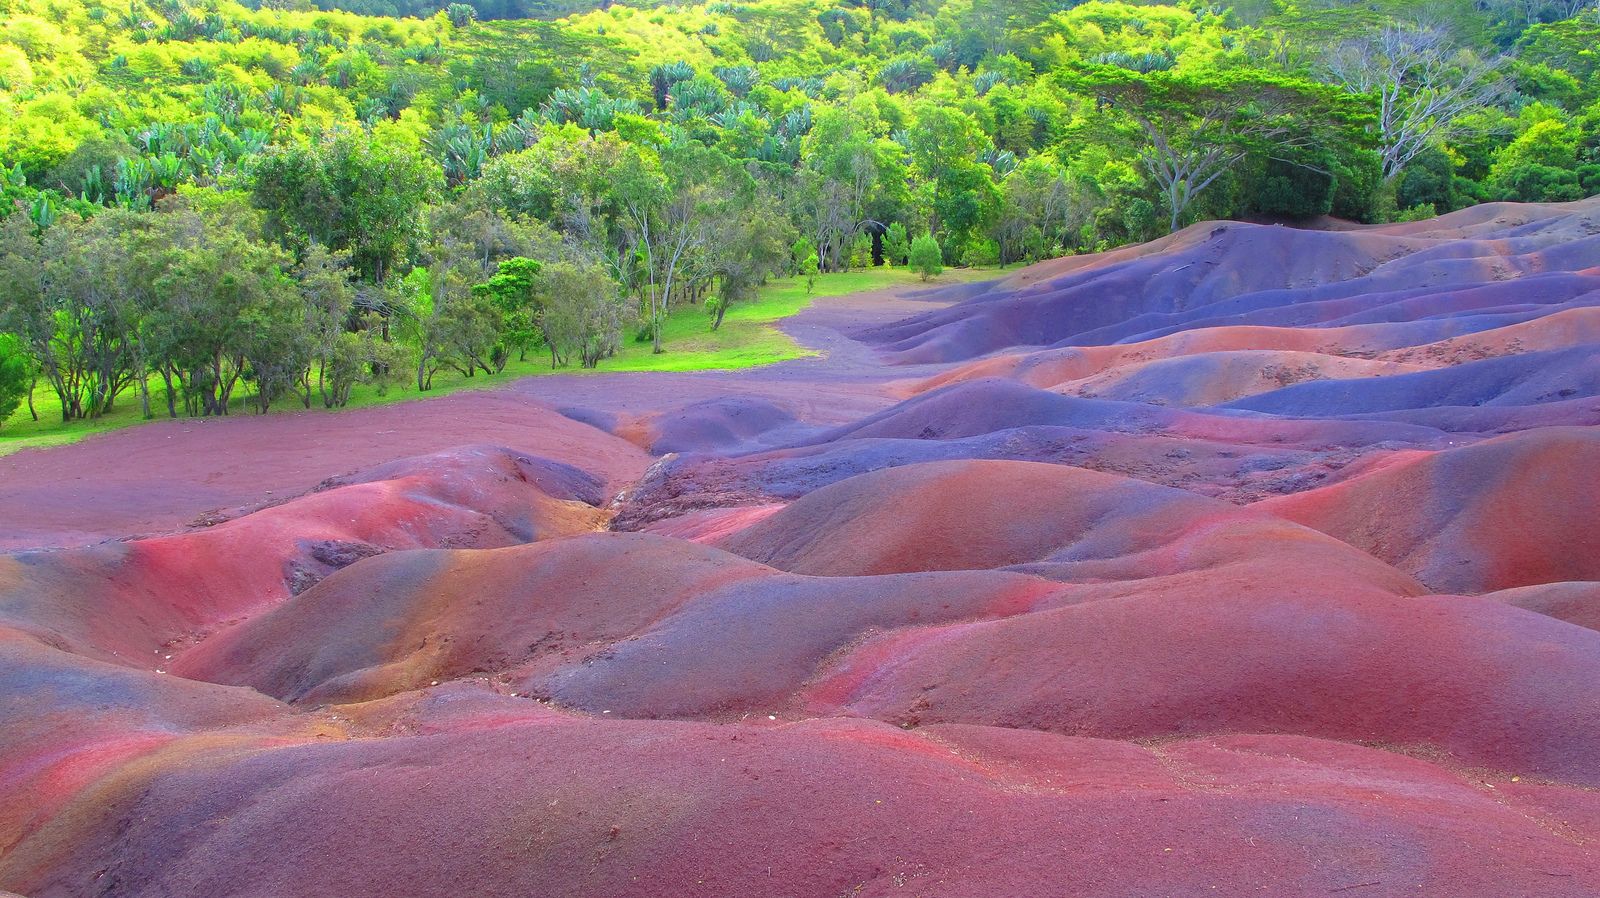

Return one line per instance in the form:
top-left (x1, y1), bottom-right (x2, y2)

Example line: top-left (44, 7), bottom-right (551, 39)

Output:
top-left (0, 266), bottom-right (994, 456)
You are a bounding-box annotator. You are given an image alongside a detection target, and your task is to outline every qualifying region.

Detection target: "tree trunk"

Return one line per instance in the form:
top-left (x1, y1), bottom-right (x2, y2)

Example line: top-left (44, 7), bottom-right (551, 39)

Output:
top-left (160, 368), bottom-right (178, 418)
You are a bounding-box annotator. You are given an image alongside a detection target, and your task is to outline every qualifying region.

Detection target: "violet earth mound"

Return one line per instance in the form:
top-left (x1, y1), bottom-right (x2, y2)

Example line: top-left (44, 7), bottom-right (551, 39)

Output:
top-left (3, 199), bottom-right (1600, 897)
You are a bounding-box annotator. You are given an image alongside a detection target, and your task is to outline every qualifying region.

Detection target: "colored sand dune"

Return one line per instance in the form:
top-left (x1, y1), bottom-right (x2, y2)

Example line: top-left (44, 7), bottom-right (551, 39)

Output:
top-left (3, 199), bottom-right (1600, 897)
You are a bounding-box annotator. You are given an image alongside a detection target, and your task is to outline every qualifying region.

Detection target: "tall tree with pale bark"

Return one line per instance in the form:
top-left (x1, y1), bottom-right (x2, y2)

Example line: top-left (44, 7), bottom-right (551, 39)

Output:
top-left (1325, 25), bottom-right (1511, 181)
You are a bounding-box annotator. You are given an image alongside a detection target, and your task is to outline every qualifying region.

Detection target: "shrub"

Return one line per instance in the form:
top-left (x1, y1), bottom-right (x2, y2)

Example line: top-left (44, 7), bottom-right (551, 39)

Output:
top-left (0, 334), bottom-right (31, 426)
top-left (909, 233), bottom-right (942, 281)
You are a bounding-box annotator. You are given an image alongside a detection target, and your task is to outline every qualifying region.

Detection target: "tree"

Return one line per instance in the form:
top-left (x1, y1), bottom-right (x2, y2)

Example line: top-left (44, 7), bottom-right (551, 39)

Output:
top-left (0, 211), bottom-right (139, 421)
top-left (250, 131), bottom-right (440, 284)
top-left (540, 259), bottom-right (625, 368)
top-left (473, 257), bottom-right (543, 361)
top-left (401, 239), bottom-right (499, 390)
top-left (612, 141), bottom-right (747, 353)
top-left (1070, 66), bottom-right (1362, 233)
top-left (144, 209), bottom-right (303, 417)
top-left (1326, 25), bottom-right (1511, 181)
top-left (799, 109), bottom-right (883, 272)
top-left (305, 306), bottom-right (405, 410)
top-left (995, 157), bottom-right (1071, 264)
top-left (883, 222), bottom-right (910, 266)
top-left (0, 333), bottom-right (28, 427)
top-left (909, 233), bottom-right (942, 281)
top-left (292, 243), bottom-right (357, 409)
top-left (932, 161), bottom-right (1002, 252)
top-left (706, 202), bottom-right (792, 330)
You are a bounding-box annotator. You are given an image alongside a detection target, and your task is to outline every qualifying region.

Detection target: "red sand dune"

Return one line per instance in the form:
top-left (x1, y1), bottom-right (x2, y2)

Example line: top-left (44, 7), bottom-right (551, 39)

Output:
top-left (173, 533), bottom-right (776, 704)
top-left (7, 703), bottom-right (1599, 897)
top-left (0, 391), bottom-right (649, 551)
top-left (1487, 581), bottom-right (1600, 632)
top-left (4, 200), bottom-right (1599, 897)
top-left (1258, 427), bottom-right (1600, 594)
top-left (0, 446), bottom-right (609, 667)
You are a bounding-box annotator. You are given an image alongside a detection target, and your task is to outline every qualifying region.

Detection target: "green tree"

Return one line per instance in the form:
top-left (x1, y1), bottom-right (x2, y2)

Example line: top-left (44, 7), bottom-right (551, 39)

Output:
top-left (293, 242), bottom-right (358, 409)
top-left (883, 222), bottom-right (910, 266)
top-left (613, 141), bottom-right (748, 353)
top-left (1069, 66), bottom-right (1364, 233)
top-left (909, 233), bottom-right (942, 281)
top-left (799, 109), bottom-right (883, 272)
top-left (0, 211), bottom-right (140, 421)
top-left (1325, 25), bottom-right (1511, 181)
top-left (540, 259), bottom-right (625, 368)
top-left (0, 333), bottom-right (28, 427)
top-left (706, 201), bottom-right (792, 330)
top-left (251, 131), bottom-right (440, 284)
top-left (473, 257), bottom-right (544, 361)
top-left (143, 207), bottom-right (304, 417)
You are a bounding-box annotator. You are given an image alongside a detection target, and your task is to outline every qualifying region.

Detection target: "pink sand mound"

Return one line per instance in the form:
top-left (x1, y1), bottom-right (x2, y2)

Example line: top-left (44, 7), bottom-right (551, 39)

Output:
top-left (1486, 581), bottom-right (1600, 632)
top-left (1258, 427), bottom-right (1600, 593)
top-left (1059, 349), bottom-right (1423, 406)
top-left (4, 701), bottom-right (1598, 898)
top-left (1377, 305), bottom-right (1600, 367)
top-left (0, 446), bottom-right (609, 666)
top-left (799, 567), bottom-right (1600, 783)
top-left (0, 391), bottom-right (648, 551)
top-left (174, 533), bottom-right (774, 704)
top-left (715, 458), bottom-right (1228, 576)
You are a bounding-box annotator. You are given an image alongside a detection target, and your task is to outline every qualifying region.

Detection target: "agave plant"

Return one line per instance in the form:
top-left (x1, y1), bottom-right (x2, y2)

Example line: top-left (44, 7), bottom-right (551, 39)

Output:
top-left (877, 55), bottom-right (933, 94)
top-left (648, 61), bottom-right (695, 111)
top-left (746, 38), bottom-right (777, 63)
top-left (149, 153), bottom-right (186, 191)
top-left (133, 122), bottom-right (190, 158)
top-left (80, 165), bottom-right (109, 205)
top-left (179, 57), bottom-right (215, 79)
top-left (711, 102), bottom-right (763, 128)
top-left (1091, 49), bottom-right (1175, 73)
top-left (714, 65), bottom-right (760, 98)
top-left (980, 147), bottom-right (1017, 177)
top-left (770, 75), bottom-right (823, 97)
top-left (974, 70), bottom-right (1013, 96)
top-left (264, 83), bottom-right (300, 115)
top-left (496, 108), bottom-right (542, 152)
top-left (236, 128), bottom-right (270, 156)
top-left (433, 122), bottom-right (493, 187)
top-left (777, 105), bottom-right (813, 139)
top-left (200, 83), bottom-right (246, 125)
top-left (540, 86), bottom-right (632, 132)
top-left (355, 97), bottom-right (389, 125)
top-left (668, 78), bottom-right (727, 119)
top-left (188, 146), bottom-right (224, 184)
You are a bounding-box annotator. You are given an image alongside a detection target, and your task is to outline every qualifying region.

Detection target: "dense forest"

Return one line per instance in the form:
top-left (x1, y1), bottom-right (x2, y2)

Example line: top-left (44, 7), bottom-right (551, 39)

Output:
top-left (0, 0), bottom-right (1597, 425)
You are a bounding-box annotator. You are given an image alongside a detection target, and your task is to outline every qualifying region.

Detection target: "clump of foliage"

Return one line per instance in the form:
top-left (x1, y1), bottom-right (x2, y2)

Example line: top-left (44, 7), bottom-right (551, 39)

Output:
top-left (909, 233), bottom-right (942, 281)
top-left (0, 333), bottom-right (28, 425)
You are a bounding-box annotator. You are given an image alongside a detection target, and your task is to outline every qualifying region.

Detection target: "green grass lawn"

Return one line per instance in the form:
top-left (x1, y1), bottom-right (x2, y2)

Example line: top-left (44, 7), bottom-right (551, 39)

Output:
top-left (0, 265), bottom-right (995, 456)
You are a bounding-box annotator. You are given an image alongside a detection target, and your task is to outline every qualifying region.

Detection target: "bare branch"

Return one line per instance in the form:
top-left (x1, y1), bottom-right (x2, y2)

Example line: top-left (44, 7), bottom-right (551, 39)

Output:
top-left (1325, 25), bottom-right (1511, 180)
